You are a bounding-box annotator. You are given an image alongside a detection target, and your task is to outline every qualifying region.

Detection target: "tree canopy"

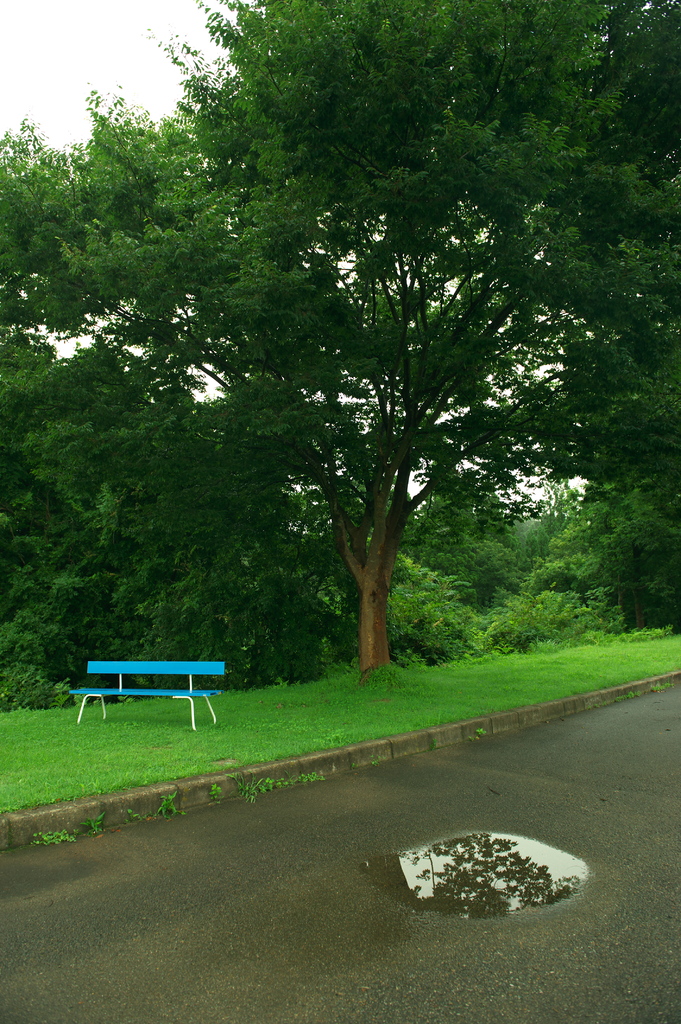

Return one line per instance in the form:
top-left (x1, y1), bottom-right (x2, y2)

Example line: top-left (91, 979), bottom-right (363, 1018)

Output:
top-left (1, 0), bottom-right (680, 674)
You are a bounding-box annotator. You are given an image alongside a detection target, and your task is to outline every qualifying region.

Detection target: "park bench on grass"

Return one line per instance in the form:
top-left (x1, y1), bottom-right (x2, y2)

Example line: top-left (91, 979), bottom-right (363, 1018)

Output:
top-left (70, 661), bottom-right (225, 731)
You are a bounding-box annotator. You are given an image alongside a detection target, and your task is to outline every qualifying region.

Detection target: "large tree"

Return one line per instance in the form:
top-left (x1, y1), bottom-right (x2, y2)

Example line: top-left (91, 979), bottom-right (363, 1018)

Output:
top-left (1, 0), bottom-right (679, 675)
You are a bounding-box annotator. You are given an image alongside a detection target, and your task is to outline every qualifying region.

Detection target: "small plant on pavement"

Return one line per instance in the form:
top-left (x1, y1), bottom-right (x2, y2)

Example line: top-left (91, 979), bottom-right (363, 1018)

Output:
top-left (157, 793), bottom-right (184, 819)
top-left (293, 772), bottom-right (325, 785)
top-left (273, 772), bottom-right (325, 788)
top-left (80, 812), bottom-right (106, 835)
top-left (232, 771), bottom-right (325, 802)
top-left (32, 830), bottom-right (77, 845)
top-left (232, 775), bottom-right (275, 802)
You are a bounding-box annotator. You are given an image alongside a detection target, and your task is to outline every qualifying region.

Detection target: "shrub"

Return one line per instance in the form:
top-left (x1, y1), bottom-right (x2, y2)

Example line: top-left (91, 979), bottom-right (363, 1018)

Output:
top-left (388, 556), bottom-right (485, 665)
top-left (484, 589), bottom-right (620, 653)
top-left (0, 665), bottom-right (68, 712)
top-left (578, 625), bottom-right (672, 645)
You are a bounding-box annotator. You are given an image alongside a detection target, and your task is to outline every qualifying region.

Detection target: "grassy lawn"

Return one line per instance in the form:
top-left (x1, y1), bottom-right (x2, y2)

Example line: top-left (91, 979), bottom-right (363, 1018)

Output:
top-left (1, 636), bottom-right (679, 814)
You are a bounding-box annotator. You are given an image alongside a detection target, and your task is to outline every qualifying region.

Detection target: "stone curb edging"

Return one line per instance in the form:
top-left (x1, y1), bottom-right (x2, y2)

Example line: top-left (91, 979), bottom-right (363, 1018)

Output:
top-left (1, 670), bottom-right (679, 851)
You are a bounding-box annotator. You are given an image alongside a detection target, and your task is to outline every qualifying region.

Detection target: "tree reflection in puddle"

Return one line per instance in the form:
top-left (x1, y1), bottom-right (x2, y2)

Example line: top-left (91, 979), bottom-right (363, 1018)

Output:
top-left (363, 833), bottom-right (588, 917)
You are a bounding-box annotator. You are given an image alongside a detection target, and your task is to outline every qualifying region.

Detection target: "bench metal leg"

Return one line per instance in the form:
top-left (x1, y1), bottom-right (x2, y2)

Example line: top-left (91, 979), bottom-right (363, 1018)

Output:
top-left (77, 694), bottom-right (106, 724)
top-left (171, 695), bottom-right (218, 729)
top-left (173, 695), bottom-right (197, 731)
top-left (203, 695), bottom-right (217, 725)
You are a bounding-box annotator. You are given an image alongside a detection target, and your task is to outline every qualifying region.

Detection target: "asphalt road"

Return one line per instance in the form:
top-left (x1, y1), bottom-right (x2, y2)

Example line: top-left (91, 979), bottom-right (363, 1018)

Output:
top-left (1, 686), bottom-right (680, 1024)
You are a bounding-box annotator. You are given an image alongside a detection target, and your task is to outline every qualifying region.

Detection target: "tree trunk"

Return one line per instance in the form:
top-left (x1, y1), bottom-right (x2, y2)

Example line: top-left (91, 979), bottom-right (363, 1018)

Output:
top-left (357, 564), bottom-right (392, 678)
top-left (323, 434), bottom-right (419, 683)
top-left (329, 498), bottom-right (404, 682)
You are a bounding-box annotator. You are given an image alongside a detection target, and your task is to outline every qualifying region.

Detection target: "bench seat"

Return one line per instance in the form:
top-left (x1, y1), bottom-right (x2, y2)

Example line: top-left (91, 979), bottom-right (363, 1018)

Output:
top-left (70, 689), bottom-right (223, 698)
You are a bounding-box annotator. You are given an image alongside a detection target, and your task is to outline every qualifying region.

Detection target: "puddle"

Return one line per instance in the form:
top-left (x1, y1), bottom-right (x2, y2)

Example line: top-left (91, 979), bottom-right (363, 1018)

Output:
top-left (363, 833), bottom-right (588, 917)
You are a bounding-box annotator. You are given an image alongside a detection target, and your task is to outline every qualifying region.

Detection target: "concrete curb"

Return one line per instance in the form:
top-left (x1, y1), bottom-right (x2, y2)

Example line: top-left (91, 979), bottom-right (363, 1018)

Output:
top-left (2, 670), bottom-right (679, 851)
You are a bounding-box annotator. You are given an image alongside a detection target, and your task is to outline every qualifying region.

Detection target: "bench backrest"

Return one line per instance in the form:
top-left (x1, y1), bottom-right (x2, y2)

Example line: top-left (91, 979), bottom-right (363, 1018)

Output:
top-left (88, 661), bottom-right (225, 676)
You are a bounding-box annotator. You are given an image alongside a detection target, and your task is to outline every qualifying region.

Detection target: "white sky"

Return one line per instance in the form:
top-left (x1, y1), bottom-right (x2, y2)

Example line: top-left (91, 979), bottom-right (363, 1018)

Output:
top-left (0, 0), bottom-right (225, 149)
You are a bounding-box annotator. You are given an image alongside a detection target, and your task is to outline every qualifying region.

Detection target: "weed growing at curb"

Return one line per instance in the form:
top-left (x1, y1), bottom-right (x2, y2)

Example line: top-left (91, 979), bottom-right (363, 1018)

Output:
top-left (80, 812), bottom-right (105, 835)
top-left (233, 776), bottom-right (274, 802)
top-left (231, 771), bottom-right (325, 803)
top-left (614, 692), bottom-right (640, 702)
top-left (32, 829), bottom-right (77, 845)
top-left (209, 783), bottom-right (222, 801)
top-left (269, 773), bottom-right (295, 789)
top-left (296, 772), bottom-right (325, 784)
top-left (157, 793), bottom-right (184, 819)
top-left (126, 809), bottom-right (143, 822)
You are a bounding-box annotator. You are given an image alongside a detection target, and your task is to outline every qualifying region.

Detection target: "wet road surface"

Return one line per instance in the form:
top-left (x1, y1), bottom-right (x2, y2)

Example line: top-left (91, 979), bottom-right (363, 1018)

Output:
top-left (1, 686), bottom-right (680, 1024)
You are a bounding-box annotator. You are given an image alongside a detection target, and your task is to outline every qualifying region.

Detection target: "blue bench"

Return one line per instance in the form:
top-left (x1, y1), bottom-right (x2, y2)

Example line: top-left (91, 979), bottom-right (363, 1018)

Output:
top-left (70, 661), bottom-right (225, 731)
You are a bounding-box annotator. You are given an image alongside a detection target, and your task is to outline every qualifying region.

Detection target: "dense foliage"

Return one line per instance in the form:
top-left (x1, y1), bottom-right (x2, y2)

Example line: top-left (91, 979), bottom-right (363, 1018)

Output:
top-left (397, 483), bottom-right (681, 663)
top-left (0, 341), bottom-right (356, 709)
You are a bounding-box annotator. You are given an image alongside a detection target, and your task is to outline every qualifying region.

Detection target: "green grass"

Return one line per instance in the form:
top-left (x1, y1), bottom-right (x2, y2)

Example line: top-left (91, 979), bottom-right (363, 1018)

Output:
top-left (1, 636), bottom-right (680, 814)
